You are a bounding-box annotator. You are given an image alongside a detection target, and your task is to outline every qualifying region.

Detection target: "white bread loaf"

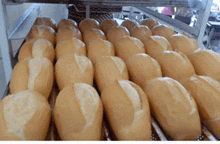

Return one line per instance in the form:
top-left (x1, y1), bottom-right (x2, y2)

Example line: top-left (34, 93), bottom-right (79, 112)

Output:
top-left (100, 19), bottom-right (118, 35)
top-left (154, 51), bottom-right (196, 84)
top-left (18, 39), bottom-right (55, 62)
top-left (54, 83), bottom-right (103, 140)
top-left (9, 57), bottom-right (54, 99)
top-left (79, 19), bottom-right (99, 34)
top-left (101, 80), bottom-right (151, 140)
top-left (107, 26), bottom-right (130, 46)
top-left (120, 19), bottom-right (139, 32)
top-left (140, 18), bottom-right (159, 30)
top-left (26, 25), bottom-right (56, 46)
top-left (144, 77), bottom-right (201, 140)
top-left (126, 54), bottom-right (162, 89)
top-left (57, 19), bottom-right (78, 30)
top-left (188, 49), bottom-right (220, 82)
top-left (183, 75), bottom-right (220, 137)
top-left (55, 53), bottom-right (94, 90)
top-left (94, 56), bottom-right (129, 93)
top-left (168, 34), bottom-right (199, 55)
top-left (0, 90), bottom-right (51, 140)
top-left (87, 39), bottom-right (115, 64)
top-left (151, 24), bottom-right (175, 40)
top-left (34, 17), bottom-right (57, 31)
top-left (56, 25), bottom-right (82, 43)
top-left (143, 36), bottom-right (173, 58)
top-left (83, 28), bottom-right (106, 45)
top-left (55, 37), bottom-right (86, 60)
top-left (130, 25), bottom-right (152, 43)
top-left (115, 36), bottom-right (145, 62)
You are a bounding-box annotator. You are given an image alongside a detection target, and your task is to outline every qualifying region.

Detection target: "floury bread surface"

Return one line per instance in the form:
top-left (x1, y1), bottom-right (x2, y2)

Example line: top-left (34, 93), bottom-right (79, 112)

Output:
top-left (120, 19), bottom-right (139, 32)
top-left (55, 37), bottom-right (86, 60)
top-left (94, 56), bottom-right (129, 93)
top-left (100, 19), bottom-right (118, 35)
top-left (26, 25), bottom-right (56, 46)
top-left (34, 17), bottom-right (57, 31)
top-left (18, 39), bottom-right (55, 62)
top-left (79, 19), bottom-right (99, 34)
top-left (126, 54), bottom-right (162, 89)
top-left (183, 75), bottom-right (220, 137)
top-left (151, 24), bottom-right (175, 40)
top-left (0, 90), bottom-right (51, 140)
top-left (130, 25), bottom-right (152, 43)
top-left (83, 28), bottom-right (106, 45)
top-left (9, 57), bottom-right (54, 99)
top-left (54, 83), bottom-right (103, 140)
top-left (55, 53), bottom-right (94, 90)
top-left (87, 39), bottom-right (115, 64)
top-left (144, 77), bottom-right (201, 140)
top-left (57, 19), bottom-right (78, 30)
top-left (56, 26), bottom-right (82, 43)
top-left (101, 80), bottom-right (151, 140)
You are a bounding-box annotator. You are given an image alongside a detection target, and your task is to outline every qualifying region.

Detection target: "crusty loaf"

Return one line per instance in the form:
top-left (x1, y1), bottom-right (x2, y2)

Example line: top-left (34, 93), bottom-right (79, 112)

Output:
top-left (87, 39), bottom-right (115, 64)
top-left (107, 26), bottom-right (130, 46)
top-left (151, 24), bottom-right (175, 40)
top-left (55, 53), bottom-right (94, 90)
top-left (26, 25), bottom-right (56, 46)
top-left (154, 50), bottom-right (196, 84)
top-left (100, 19), bottom-right (118, 35)
top-left (188, 49), bottom-right (220, 82)
top-left (144, 77), bottom-right (201, 140)
top-left (18, 39), bottom-right (55, 62)
top-left (10, 57), bottom-right (54, 99)
top-left (115, 36), bottom-right (145, 62)
top-left (79, 19), bottom-right (99, 34)
top-left (56, 25), bottom-right (82, 43)
top-left (95, 56), bottom-right (129, 93)
top-left (120, 19), bottom-right (139, 32)
top-left (55, 37), bottom-right (86, 60)
top-left (57, 19), bottom-right (78, 30)
top-left (143, 36), bottom-right (173, 58)
top-left (140, 18), bottom-right (159, 30)
top-left (83, 28), bottom-right (106, 45)
top-left (54, 83), bottom-right (103, 140)
top-left (34, 17), bottom-right (57, 31)
top-left (126, 53), bottom-right (162, 89)
top-left (183, 75), bottom-right (220, 137)
top-left (0, 90), bottom-right (51, 140)
top-left (130, 25), bottom-right (152, 43)
top-left (168, 34), bottom-right (199, 55)
top-left (101, 80), bottom-right (151, 140)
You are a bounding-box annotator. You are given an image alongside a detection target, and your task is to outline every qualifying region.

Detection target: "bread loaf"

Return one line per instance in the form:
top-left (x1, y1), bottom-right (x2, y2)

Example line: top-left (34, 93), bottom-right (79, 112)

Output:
top-left (107, 26), bottom-right (130, 46)
top-left (57, 19), bottom-right (78, 30)
top-left (54, 83), bottom-right (103, 140)
top-left (151, 24), bottom-right (175, 40)
top-left (140, 18), bottom-right (159, 30)
top-left (183, 75), bottom-right (220, 137)
top-left (144, 77), bottom-right (201, 140)
top-left (168, 34), bottom-right (199, 55)
top-left (83, 28), bottom-right (106, 45)
top-left (143, 36), bottom-right (172, 58)
top-left (56, 26), bottom-right (82, 43)
top-left (87, 39), bottom-right (115, 64)
top-left (0, 90), bottom-right (51, 140)
top-left (26, 25), bottom-right (56, 46)
top-left (154, 51), bottom-right (196, 84)
top-left (130, 25), bottom-right (152, 43)
top-left (95, 56), bottom-right (129, 93)
top-left (120, 19), bottom-right (139, 31)
top-left (18, 39), bottom-right (55, 62)
top-left (55, 37), bottom-right (86, 60)
top-left (100, 19), bottom-right (118, 35)
top-left (34, 17), bottom-right (56, 31)
top-left (79, 19), bottom-right (99, 34)
top-left (115, 36), bottom-right (145, 62)
top-left (55, 53), bottom-right (94, 90)
top-left (9, 57), bottom-right (54, 99)
top-left (188, 49), bottom-right (220, 82)
top-left (126, 54), bottom-right (162, 89)
top-left (101, 80), bottom-right (151, 140)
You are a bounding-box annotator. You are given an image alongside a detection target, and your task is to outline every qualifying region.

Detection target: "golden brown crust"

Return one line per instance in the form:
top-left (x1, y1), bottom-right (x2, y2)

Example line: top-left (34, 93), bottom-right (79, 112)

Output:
top-left (56, 26), bottom-right (82, 43)
top-left (79, 19), bottom-right (100, 34)
top-left (140, 18), bottom-right (159, 30)
top-left (18, 41), bottom-right (33, 62)
top-left (120, 19), bottom-right (139, 32)
top-left (100, 19), bottom-right (118, 35)
top-left (34, 17), bottom-right (57, 31)
top-left (130, 25), bottom-right (152, 43)
top-left (151, 24), bottom-right (175, 40)
top-left (57, 19), bottom-right (78, 30)
top-left (83, 28), bottom-right (106, 45)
